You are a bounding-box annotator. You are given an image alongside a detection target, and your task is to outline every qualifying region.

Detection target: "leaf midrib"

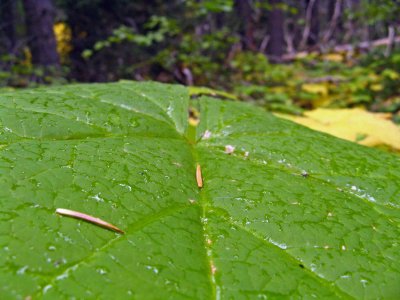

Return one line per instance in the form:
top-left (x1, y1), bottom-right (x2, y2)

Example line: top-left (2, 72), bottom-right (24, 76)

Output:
top-left (189, 123), bottom-right (353, 299)
top-left (1, 86), bottom-right (376, 299)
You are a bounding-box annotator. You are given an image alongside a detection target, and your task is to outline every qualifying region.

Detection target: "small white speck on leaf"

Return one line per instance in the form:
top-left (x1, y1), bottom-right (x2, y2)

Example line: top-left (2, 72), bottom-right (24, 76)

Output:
top-left (211, 262), bottom-right (217, 275)
top-left (360, 279), bottom-right (368, 287)
top-left (202, 130), bottom-right (212, 139)
top-left (224, 145), bottom-right (235, 154)
top-left (172, 162), bottom-right (182, 167)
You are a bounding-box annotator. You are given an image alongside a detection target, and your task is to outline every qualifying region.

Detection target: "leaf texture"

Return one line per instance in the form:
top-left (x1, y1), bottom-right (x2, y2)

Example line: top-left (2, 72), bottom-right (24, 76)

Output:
top-left (0, 81), bottom-right (399, 299)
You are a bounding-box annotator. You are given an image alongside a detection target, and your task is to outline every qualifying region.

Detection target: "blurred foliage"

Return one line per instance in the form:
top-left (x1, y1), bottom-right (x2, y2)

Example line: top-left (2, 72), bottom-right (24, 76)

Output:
top-left (227, 49), bottom-right (400, 123)
top-left (82, 16), bottom-right (177, 59)
top-left (0, 50), bottom-right (67, 88)
top-left (1, 0), bottom-right (400, 127)
top-left (355, 0), bottom-right (400, 24)
top-left (54, 22), bottom-right (73, 63)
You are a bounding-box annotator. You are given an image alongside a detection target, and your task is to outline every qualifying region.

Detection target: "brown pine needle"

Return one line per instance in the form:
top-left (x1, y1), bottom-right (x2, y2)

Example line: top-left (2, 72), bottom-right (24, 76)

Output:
top-left (56, 208), bottom-right (125, 234)
top-left (196, 163), bottom-right (203, 188)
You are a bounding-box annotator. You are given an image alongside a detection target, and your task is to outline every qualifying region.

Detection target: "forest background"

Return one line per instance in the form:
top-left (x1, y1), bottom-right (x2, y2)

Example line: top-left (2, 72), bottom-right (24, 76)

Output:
top-left (1, 0), bottom-right (400, 152)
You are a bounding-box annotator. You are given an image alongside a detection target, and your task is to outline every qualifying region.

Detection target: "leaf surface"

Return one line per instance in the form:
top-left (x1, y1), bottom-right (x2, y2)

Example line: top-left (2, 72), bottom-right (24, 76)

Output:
top-left (0, 81), bottom-right (399, 299)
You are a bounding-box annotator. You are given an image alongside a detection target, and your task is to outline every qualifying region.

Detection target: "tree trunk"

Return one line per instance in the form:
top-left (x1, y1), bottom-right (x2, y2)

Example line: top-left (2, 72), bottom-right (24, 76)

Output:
top-left (307, 0), bottom-right (319, 46)
top-left (1, 0), bottom-right (17, 51)
top-left (234, 0), bottom-right (256, 51)
top-left (23, 0), bottom-right (60, 66)
top-left (323, 0), bottom-right (342, 43)
top-left (266, 0), bottom-right (285, 61)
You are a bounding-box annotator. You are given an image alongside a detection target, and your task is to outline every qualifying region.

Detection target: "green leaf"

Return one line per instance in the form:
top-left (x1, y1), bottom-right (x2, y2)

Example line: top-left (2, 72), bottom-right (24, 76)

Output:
top-left (188, 86), bottom-right (238, 101)
top-left (0, 81), bottom-right (399, 299)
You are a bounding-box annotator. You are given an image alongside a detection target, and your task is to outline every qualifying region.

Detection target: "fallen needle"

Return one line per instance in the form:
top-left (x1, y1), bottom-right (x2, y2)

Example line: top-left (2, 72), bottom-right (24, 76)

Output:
top-left (196, 163), bottom-right (203, 188)
top-left (56, 208), bottom-right (125, 234)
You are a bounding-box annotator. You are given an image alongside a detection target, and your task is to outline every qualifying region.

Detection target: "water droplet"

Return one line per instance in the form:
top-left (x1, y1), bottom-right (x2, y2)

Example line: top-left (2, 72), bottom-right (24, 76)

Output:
top-left (130, 119), bottom-right (138, 128)
top-left (90, 193), bottom-right (104, 203)
top-left (118, 183), bottom-right (132, 191)
top-left (242, 217), bottom-right (251, 226)
top-left (17, 266), bottom-right (28, 275)
top-left (97, 268), bottom-right (107, 275)
top-left (360, 279), bottom-right (368, 288)
top-left (267, 237), bottom-right (287, 249)
top-left (310, 263), bottom-right (317, 272)
top-left (43, 285), bottom-right (53, 294)
top-left (166, 104), bottom-right (174, 117)
top-left (145, 265), bottom-right (159, 274)
top-left (56, 273), bottom-right (69, 281)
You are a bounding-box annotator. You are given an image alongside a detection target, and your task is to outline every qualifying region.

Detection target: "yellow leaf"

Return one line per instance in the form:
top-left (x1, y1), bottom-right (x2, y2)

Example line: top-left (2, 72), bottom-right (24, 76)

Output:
top-left (53, 22), bottom-right (73, 62)
top-left (368, 72), bottom-right (380, 81)
top-left (21, 47), bottom-right (32, 67)
top-left (370, 84), bottom-right (383, 91)
top-left (382, 69), bottom-right (400, 80)
top-left (269, 86), bottom-right (286, 93)
top-left (322, 53), bottom-right (343, 62)
top-left (302, 83), bottom-right (329, 96)
top-left (278, 108), bottom-right (400, 151)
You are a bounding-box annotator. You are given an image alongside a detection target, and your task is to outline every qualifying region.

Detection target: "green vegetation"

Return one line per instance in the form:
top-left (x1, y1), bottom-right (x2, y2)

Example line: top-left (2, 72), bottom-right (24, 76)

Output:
top-left (1, 1), bottom-right (400, 297)
top-left (0, 81), bottom-right (399, 298)
top-left (230, 50), bottom-right (400, 121)
top-left (1, 1), bottom-right (400, 124)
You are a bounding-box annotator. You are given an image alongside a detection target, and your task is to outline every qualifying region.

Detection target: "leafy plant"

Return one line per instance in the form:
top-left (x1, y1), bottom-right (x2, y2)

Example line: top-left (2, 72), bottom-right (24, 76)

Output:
top-left (0, 81), bottom-right (399, 299)
top-left (82, 16), bottom-right (177, 59)
top-left (0, 52), bottom-right (68, 88)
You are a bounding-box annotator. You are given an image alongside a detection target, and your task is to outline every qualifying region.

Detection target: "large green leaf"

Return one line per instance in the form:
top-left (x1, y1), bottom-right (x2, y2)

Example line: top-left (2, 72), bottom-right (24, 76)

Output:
top-left (0, 81), bottom-right (399, 299)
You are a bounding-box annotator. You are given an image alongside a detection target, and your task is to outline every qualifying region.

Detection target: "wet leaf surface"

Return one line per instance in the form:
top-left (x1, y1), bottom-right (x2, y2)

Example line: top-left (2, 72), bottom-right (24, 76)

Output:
top-left (0, 81), bottom-right (399, 299)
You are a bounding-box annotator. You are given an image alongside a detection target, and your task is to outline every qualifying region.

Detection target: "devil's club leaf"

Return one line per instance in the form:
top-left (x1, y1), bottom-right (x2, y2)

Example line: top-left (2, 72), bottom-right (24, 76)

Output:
top-left (0, 81), bottom-right (399, 299)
